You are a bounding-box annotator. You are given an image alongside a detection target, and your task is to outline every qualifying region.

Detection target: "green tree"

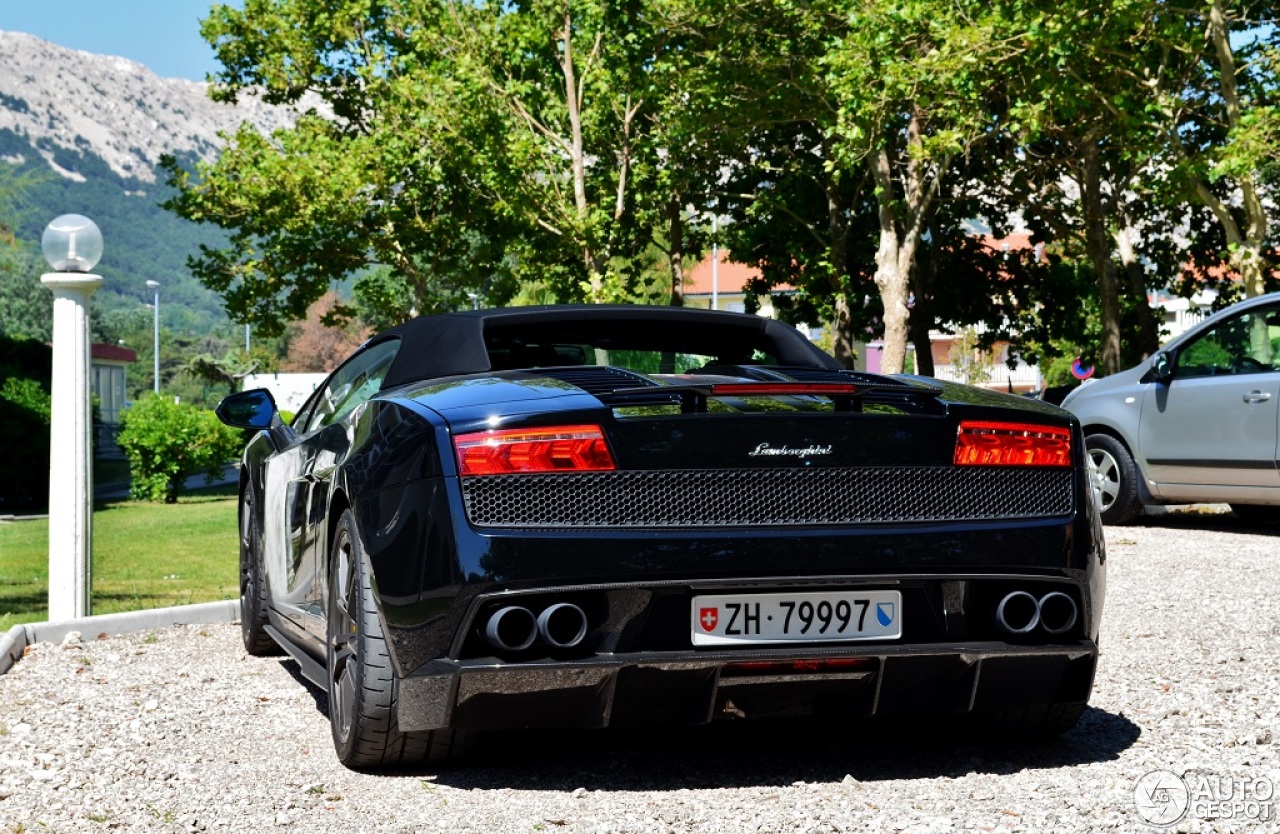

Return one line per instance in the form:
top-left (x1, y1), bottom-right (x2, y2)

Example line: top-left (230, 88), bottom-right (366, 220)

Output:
top-left (0, 336), bottom-right (52, 512)
top-left (116, 395), bottom-right (243, 503)
top-left (167, 0), bottom-right (735, 328)
top-left (164, 0), bottom-right (509, 334)
top-left (819, 0), bottom-right (1026, 373)
top-left (1166, 2), bottom-right (1278, 303)
top-left (0, 167), bottom-right (52, 342)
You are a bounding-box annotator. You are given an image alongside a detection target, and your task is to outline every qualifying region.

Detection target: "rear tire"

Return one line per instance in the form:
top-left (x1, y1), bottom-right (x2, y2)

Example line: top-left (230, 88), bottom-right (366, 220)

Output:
top-left (239, 489), bottom-right (280, 656)
top-left (1085, 434), bottom-right (1142, 525)
top-left (326, 509), bottom-right (469, 769)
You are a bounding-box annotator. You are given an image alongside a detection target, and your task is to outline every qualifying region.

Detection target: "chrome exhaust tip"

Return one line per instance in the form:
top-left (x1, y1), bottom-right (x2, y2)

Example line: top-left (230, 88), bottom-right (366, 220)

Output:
top-left (485, 606), bottom-right (537, 651)
top-left (995, 591), bottom-right (1040, 635)
top-left (1038, 592), bottom-right (1079, 635)
top-left (536, 603), bottom-right (589, 649)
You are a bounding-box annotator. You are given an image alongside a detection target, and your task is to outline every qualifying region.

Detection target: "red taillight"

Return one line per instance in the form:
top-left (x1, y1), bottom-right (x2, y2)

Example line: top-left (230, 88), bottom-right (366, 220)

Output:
top-left (454, 425), bottom-right (616, 475)
top-left (953, 420), bottom-right (1072, 467)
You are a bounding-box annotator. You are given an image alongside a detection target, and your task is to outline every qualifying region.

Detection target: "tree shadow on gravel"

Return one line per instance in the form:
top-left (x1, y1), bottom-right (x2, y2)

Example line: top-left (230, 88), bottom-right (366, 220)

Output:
top-left (421, 706), bottom-right (1140, 791)
top-left (1126, 510), bottom-right (1280, 536)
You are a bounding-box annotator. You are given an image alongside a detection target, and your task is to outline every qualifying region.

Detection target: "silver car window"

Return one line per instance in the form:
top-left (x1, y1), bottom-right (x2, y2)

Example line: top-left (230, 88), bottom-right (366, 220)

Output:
top-left (1177, 304), bottom-right (1280, 377)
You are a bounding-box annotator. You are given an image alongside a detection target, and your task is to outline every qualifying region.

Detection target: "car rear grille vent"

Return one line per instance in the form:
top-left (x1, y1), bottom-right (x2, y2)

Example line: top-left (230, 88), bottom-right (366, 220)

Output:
top-left (530, 366), bottom-right (658, 396)
top-left (461, 466), bottom-right (1074, 528)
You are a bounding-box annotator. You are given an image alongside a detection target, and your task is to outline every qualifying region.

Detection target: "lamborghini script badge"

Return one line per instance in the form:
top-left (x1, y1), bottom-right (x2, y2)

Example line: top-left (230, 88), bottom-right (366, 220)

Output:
top-left (749, 443), bottom-right (834, 458)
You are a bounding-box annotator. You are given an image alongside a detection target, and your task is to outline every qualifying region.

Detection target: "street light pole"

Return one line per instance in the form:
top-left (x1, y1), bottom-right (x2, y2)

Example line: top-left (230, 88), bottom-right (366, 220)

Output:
top-left (41, 214), bottom-right (103, 621)
top-left (146, 280), bottom-right (160, 394)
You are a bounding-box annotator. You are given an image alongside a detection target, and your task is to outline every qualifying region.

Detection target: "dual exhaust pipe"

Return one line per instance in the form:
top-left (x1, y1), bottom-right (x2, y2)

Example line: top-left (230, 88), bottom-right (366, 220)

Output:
top-left (995, 591), bottom-right (1078, 636)
top-left (484, 602), bottom-right (589, 652)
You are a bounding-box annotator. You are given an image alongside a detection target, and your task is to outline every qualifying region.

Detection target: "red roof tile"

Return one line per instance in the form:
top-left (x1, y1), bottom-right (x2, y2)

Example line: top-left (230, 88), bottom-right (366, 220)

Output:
top-left (91, 343), bottom-right (137, 363)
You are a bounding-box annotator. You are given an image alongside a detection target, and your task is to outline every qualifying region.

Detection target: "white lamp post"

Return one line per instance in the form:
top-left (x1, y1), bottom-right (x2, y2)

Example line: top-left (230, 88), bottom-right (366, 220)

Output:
top-left (146, 280), bottom-right (160, 394)
top-left (41, 214), bottom-right (103, 622)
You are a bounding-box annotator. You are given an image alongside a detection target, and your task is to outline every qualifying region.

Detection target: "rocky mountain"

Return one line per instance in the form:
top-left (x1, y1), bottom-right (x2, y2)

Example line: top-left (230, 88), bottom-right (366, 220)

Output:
top-left (0, 30), bottom-right (306, 333)
top-left (0, 30), bottom-right (300, 185)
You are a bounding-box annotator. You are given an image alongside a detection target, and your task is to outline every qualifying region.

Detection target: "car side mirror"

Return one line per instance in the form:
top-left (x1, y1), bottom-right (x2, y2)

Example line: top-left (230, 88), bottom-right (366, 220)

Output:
top-left (216, 388), bottom-right (280, 430)
top-left (1148, 351), bottom-right (1174, 382)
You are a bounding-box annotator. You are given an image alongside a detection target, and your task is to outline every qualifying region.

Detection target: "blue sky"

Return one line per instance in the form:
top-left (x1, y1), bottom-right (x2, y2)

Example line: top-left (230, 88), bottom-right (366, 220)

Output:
top-left (0, 1), bottom-right (239, 81)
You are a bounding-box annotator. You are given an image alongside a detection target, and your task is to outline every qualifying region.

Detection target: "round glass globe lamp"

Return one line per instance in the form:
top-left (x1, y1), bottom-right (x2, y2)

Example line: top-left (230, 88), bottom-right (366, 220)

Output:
top-left (42, 214), bottom-right (103, 273)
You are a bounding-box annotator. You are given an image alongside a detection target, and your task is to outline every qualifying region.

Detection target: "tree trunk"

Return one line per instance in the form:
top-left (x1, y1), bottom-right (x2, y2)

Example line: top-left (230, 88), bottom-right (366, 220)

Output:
top-left (866, 108), bottom-right (945, 376)
top-left (1206, 0), bottom-right (1269, 299)
top-left (1113, 225), bottom-right (1160, 358)
top-left (908, 244), bottom-right (935, 377)
top-left (870, 148), bottom-right (913, 375)
top-left (557, 10), bottom-right (604, 299)
top-left (1081, 143), bottom-right (1123, 376)
top-left (908, 297), bottom-right (934, 377)
top-left (822, 155), bottom-right (857, 368)
top-left (831, 293), bottom-right (858, 369)
top-left (666, 196), bottom-right (685, 307)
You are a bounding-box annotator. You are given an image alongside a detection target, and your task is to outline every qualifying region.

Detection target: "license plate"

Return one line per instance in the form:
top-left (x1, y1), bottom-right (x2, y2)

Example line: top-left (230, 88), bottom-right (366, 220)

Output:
top-left (691, 590), bottom-right (902, 646)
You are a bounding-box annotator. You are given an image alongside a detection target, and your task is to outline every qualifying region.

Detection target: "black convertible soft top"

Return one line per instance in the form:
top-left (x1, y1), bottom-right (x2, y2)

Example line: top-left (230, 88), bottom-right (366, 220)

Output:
top-left (375, 305), bottom-right (841, 389)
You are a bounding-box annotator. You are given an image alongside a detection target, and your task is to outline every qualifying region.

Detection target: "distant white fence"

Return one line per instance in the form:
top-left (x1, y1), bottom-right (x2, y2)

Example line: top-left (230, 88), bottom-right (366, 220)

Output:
top-left (932, 362), bottom-right (1043, 391)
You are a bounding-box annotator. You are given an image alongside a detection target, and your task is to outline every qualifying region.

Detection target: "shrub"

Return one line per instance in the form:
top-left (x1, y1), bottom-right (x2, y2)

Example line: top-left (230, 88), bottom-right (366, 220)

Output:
top-left (0, 336), bottom-right (52, 512)
top-left (0, 377), bottom-right (51, 512)
top-left (117, 395), bottom-right (243, 503)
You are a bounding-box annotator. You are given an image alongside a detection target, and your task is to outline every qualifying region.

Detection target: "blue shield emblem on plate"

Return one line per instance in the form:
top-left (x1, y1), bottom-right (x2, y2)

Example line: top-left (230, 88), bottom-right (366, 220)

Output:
top-left (876, 602), bottom-right (895, 628)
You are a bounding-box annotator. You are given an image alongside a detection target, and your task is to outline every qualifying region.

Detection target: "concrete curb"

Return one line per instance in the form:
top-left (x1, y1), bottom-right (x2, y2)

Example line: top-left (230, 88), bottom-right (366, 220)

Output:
top-left (0, 600), bottom-right (238, 677)
top-left (1, 624), bottom-right (28, 676)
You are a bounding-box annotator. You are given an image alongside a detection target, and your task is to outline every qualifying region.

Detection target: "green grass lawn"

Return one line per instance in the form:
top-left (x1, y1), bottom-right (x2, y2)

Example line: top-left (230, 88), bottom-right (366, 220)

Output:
top-left (0, 484), bottom-right (239, 631)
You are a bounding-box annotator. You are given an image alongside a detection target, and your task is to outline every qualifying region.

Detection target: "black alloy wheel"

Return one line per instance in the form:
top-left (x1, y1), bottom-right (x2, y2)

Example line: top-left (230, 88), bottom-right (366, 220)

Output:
top-left (326, 508), bottom-right (468, 768)
top-left (239, 489), bottom-right (280, 656)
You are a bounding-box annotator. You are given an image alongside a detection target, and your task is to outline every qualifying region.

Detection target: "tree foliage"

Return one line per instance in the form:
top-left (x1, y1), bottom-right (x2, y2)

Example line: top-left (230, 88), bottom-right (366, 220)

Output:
top-left (116, 395), bottom-right (243, 504)
top-left (163, 0), bottom-right (1280, 379)
top-left (0, 335), bottom-right (52, 511)
top-left (281, 290), bottom-right (372, 372)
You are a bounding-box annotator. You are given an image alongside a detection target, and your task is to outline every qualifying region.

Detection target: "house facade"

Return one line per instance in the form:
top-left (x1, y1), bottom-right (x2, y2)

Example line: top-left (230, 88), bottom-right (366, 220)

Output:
top-left (90, 342), bottom-right (135, 453)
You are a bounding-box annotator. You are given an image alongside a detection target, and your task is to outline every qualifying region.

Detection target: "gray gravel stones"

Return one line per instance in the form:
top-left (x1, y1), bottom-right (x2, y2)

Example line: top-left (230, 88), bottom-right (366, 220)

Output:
top-left (2, 514), bottom-right (1279, 833)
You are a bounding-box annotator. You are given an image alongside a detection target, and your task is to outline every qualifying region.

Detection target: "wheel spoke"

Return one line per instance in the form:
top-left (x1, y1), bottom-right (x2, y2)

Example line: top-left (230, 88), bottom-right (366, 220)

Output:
top-left (1088, 450), bottom-right (1122, 510)
top-left (327, 527), bottom-right (363, 745)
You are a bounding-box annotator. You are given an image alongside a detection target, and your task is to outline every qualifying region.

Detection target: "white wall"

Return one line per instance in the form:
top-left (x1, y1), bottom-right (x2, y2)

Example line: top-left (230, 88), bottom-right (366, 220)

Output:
top-left (242, 372), bottom-right (327, 414)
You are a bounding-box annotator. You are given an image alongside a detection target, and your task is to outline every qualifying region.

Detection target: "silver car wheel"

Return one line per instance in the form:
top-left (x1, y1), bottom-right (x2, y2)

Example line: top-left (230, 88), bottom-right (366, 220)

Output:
top-left (1088, 447), bottom-right (1121, 512)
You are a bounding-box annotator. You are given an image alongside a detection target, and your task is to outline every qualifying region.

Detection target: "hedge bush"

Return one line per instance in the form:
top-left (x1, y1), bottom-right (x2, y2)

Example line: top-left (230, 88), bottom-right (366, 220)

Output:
top-left (117, 395), bottom-right (243, 503)
top-left (0, 337), bottom-right (52, 512)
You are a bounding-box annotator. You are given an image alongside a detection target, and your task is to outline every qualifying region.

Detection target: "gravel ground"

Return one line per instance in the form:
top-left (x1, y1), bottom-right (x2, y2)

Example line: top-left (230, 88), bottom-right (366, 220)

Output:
top-left (2, 513), bottom-right (1278, 834)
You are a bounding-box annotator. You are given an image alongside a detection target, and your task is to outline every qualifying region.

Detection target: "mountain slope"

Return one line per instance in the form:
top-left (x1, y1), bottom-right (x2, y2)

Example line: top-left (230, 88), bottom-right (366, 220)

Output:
top-left (0, 30), bottom-right (306, 333)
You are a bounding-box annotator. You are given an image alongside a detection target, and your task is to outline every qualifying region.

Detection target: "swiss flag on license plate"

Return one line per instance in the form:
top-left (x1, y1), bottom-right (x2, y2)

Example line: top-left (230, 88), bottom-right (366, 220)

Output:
top-left (698, 607), bottom-right (719, 631)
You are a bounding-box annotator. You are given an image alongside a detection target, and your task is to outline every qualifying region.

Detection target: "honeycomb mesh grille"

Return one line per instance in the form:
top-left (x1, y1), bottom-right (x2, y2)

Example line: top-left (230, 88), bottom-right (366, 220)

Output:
top-left (461, 467), bottom-right (1074, 528)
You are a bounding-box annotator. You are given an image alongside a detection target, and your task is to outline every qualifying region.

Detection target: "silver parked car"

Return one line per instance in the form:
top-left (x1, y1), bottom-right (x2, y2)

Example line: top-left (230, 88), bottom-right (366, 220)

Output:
top-left (1062, 292), bottom-right (1280, 525)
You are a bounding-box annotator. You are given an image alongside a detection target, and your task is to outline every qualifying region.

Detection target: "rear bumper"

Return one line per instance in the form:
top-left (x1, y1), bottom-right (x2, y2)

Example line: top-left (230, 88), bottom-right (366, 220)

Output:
top-left (396, 640), bottom-right (1098, 732)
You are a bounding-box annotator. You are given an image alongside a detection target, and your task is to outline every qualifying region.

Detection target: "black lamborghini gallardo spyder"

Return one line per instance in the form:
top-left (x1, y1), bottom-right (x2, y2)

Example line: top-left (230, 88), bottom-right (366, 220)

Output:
top-left (216, 305), bottom-right (1105, 768)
